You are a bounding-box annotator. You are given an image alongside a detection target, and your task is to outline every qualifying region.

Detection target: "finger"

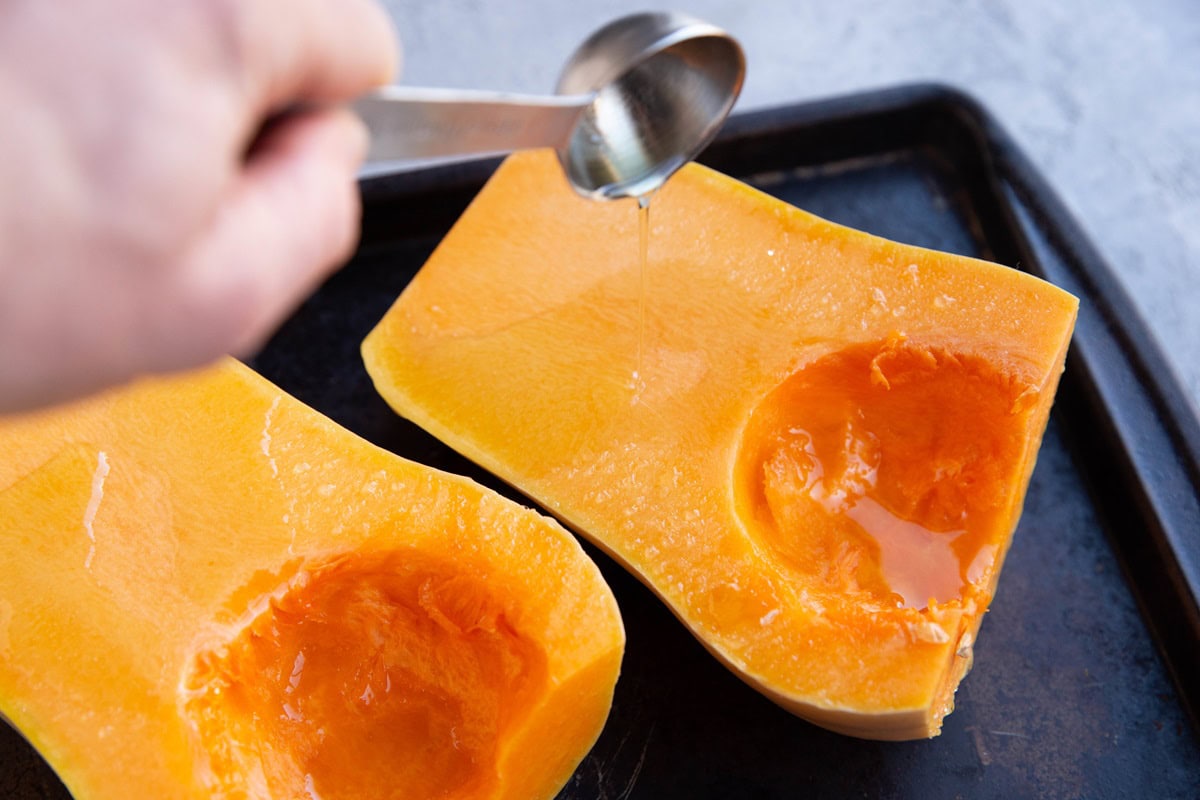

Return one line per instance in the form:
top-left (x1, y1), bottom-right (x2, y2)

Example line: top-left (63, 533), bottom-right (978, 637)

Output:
top-left (158, 107), bottom-right (368, 367)
top-left (240, 0), bottom-right (401, 112)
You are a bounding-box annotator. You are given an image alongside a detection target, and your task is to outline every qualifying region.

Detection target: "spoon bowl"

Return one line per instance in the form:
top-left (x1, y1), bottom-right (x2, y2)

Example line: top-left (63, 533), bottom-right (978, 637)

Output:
top-left (556, 12), bottom-right (746, 199)
top-left (355, 12), bottom-right (745, 199)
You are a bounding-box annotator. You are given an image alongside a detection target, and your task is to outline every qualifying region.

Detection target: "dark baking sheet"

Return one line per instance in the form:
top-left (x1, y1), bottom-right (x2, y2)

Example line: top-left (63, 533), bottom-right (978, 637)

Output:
top-left (4, 84), bottom-right (1199, 798)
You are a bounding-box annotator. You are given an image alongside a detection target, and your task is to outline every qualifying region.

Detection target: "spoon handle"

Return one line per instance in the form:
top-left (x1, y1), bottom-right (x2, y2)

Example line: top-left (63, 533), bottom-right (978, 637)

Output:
top-left (353, 86), bottom-right (592, 162)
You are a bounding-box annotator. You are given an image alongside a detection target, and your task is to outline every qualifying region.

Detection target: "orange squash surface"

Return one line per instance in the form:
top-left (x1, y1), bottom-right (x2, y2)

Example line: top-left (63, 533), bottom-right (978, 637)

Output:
top-left (0, 358), bottom-right (624, 799)
top-left (362, 149), bottom-right (1079, 740)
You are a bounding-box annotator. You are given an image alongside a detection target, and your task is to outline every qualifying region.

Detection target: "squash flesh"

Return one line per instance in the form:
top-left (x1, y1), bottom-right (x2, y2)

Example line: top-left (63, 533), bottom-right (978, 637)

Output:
top-left (362, 149), bottom-right (1078, 740)
top-left (0, 359), bottom-right (623, 799)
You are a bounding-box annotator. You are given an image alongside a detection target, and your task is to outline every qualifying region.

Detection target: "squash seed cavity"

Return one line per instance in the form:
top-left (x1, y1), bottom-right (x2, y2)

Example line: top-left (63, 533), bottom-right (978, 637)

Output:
top-left (180, 549), bottom-right (547, 800)
top-left (735, 336), bottom-right (1035, 610)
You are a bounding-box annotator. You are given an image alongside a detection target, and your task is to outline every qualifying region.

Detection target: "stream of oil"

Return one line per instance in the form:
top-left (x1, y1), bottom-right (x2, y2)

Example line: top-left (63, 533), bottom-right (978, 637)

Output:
top-left (633, 193), bottom-right (651, 396)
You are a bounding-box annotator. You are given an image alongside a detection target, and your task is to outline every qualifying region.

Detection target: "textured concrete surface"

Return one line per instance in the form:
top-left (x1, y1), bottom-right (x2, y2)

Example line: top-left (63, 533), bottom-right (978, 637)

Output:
top-left (380, 0), bottom-right (1200, 412)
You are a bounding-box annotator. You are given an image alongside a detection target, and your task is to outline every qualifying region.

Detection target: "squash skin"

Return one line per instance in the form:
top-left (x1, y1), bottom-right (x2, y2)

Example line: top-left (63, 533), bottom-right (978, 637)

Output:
top-left (0, 358), bottom-right (624, 799)
top-left (361, 149), bottom-right (1079, 740)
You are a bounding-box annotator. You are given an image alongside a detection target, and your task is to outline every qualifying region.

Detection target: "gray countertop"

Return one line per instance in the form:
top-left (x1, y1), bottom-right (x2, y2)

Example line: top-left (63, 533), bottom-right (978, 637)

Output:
top-left (380, 0), bottom-right (1200, 413)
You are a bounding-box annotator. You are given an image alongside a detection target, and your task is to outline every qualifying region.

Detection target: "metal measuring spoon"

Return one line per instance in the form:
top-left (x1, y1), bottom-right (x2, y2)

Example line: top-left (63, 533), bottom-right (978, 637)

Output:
top-left (354, 11), bottom-right (745, 200)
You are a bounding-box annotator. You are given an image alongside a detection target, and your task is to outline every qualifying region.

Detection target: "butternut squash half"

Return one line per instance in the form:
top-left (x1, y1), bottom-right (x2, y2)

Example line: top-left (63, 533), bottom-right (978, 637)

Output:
top-left (0, 358), bottom-right (623, 799)
top-left (362, 149), bottom-right (1078, 740)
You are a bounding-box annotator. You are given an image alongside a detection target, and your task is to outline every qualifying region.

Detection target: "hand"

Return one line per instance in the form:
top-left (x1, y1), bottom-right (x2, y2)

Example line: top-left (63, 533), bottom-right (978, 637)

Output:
top-left (0, 0), bottom-right (398, 412)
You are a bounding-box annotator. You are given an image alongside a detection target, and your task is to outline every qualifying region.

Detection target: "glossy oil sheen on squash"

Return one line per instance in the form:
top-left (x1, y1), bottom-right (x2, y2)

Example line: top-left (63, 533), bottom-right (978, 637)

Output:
top-left (362, 149), bottom-right (1079, 741)
top-left (0, 358), bottom-right (624, 799)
